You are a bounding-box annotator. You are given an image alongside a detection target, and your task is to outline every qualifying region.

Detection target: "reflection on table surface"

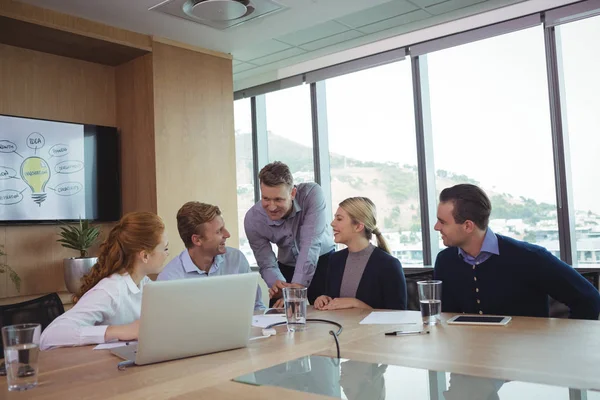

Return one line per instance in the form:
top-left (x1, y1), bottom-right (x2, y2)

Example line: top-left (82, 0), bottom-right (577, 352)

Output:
top-left (233, 355), bottom-right (600, 400)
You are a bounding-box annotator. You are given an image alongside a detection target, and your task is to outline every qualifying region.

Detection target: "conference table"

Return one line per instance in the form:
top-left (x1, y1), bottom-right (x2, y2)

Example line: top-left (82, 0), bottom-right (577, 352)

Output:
top-left (2, 308), bottom-right (600, 399)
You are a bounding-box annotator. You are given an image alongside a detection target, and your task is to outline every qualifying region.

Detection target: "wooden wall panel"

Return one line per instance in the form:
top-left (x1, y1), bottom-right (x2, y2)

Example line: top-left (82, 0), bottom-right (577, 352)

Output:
top-left (0, 43), bottom-right (116, 126)
top-left (0, 44), bottom-right (117, 300)
top-left (0, 228), bottom-right (6, 299)
top-left (116, 54), bottom-right (157, 214)
top-left (0, 0), bottom-right (152, 50)
top-left (152, 42), bottom-right (237, 256)
top-left (0, 16), bottom-right (150, 66)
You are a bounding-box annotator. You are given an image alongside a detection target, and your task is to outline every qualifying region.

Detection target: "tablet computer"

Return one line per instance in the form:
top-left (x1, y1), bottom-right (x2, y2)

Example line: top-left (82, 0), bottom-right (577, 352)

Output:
top-left (446, 314), bottom-right (512, 326)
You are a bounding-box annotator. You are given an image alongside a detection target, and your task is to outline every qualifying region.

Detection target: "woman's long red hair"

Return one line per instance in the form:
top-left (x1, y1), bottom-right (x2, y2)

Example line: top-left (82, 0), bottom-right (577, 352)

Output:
top-left (75, 212), bottom-right (164, 302)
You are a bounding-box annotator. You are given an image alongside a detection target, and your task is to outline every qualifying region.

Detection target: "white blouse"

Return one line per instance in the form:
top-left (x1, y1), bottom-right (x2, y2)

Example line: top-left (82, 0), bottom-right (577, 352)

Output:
top-left (40, 273), bottom-right (150, 350)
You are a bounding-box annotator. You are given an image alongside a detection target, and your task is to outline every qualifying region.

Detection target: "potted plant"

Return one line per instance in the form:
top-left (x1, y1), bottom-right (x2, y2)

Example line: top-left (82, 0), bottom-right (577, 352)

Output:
top-left (58, 219), bottom-right (101, 294)
top-left (0, 245), bottom-right (20, 293)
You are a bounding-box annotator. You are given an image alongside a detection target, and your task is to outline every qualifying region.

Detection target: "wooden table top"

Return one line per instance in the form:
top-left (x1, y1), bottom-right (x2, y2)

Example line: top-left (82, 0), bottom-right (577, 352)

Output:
top-left (2, 308), bottom-right (600, 399)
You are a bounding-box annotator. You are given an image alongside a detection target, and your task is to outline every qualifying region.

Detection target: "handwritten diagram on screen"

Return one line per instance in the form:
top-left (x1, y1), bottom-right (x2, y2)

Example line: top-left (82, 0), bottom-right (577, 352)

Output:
top-left (0, 115), bottom-right (85, 221)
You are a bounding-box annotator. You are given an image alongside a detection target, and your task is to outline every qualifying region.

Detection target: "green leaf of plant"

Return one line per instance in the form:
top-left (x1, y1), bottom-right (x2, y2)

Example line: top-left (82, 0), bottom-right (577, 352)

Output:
top-left (9, 267), bottom-right (21, 292)
top-left (57, 218), bottom-right (101, 255)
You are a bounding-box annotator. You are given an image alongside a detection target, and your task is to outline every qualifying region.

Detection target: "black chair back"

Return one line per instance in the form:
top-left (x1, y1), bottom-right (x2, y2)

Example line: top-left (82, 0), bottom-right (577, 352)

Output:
top-left (405, 271), bottom-right (434, 311)
top-left (0, 292), bottom-right (65, 355)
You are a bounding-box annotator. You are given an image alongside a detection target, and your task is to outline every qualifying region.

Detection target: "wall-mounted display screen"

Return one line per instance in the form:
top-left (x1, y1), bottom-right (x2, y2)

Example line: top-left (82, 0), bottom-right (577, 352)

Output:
top-left (0, 114), bottom-right (121, 224)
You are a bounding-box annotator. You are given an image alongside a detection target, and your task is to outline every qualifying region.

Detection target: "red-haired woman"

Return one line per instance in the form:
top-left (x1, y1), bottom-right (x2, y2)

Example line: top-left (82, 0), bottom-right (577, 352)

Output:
top-left (40, 212), bottom-right (169, 350)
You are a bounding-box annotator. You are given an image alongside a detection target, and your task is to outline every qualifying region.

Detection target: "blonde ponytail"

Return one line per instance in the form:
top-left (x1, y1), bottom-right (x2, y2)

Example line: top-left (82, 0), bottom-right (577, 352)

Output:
top-left (373, 229), bottom-right (391, 254)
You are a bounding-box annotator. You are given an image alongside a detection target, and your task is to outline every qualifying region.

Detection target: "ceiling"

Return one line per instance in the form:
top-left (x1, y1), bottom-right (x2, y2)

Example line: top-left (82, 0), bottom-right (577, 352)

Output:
top-left (20, 0), bottom-right (531, 86)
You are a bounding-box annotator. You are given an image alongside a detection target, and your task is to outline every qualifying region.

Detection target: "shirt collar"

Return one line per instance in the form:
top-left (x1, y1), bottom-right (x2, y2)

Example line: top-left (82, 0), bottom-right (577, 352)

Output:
top-left (123, 273), bottom-right (141, 294)
top-left (181, 249), bottom-right (222, 275)
top-left (458, 228), bottom-right (499, 258)
top-left (266, 197), bottom-right (302, 226)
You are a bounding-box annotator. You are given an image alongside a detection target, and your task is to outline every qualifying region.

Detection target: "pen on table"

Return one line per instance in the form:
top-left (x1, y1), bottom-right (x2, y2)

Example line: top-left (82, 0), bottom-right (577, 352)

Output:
top-left (385, 330), bottom-right (430, 336)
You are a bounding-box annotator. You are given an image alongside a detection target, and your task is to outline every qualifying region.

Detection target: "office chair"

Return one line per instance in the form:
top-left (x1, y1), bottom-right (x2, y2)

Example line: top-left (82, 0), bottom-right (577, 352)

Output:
top-left (404, 271), bottom-right (434, 311)
top-left (0, 292), bottom-right (65, 375)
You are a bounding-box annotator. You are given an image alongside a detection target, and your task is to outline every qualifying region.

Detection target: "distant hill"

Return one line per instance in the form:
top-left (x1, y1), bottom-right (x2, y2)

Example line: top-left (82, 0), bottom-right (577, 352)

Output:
top-left (235, 132), bottom-right (563, 235)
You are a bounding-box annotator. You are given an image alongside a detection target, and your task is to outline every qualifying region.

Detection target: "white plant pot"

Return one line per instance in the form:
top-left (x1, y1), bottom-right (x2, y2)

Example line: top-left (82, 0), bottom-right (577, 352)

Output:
top-left (63, 257), bottom-right (97, 294)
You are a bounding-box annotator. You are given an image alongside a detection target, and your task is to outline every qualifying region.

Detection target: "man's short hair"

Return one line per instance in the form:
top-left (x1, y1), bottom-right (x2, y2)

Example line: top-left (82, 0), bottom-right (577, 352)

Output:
top-left (439, 184), bottom-right (492, 230)
top-left (177, 202), bottom-right (221, 248)
top-left (259, 161), bottom-right (293, 188)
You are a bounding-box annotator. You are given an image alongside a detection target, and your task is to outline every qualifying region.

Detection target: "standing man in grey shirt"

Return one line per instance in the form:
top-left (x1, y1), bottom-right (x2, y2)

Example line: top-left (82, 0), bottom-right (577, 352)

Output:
top-left (244, 161), bottom-right (335, 306)
top-left (158, 201), bottom-right (264, 311)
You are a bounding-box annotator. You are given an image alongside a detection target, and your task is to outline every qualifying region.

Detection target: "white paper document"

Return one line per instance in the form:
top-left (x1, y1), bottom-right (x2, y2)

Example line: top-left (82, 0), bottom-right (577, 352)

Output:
top-left (359, 311), bottom-right (422, 325)
top-left (93, 341), bottom-right (137, 350)
top-left (252, 315), bottom-right (287, 328)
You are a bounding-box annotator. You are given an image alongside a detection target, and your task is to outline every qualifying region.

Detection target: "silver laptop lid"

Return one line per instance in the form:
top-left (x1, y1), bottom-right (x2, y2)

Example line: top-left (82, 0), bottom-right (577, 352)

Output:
top-left (133, 272), bottom-right (258, 365)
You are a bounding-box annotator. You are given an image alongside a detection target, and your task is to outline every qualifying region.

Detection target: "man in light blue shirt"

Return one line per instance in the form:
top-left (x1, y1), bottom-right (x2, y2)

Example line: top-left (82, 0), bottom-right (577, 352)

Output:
top-left (158, 201), bottom-right (264, 311)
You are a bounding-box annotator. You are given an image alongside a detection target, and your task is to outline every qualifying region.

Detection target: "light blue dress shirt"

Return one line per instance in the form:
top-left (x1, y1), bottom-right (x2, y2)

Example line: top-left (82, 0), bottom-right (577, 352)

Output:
top-left (157, 247), bottom-right (265, 310)
top-left (458, 228), bottom-right (500, 265)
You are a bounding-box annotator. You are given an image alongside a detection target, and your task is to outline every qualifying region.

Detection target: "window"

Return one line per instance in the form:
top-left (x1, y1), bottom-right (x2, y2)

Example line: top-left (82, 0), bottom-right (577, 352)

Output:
top-left (556, 15), bottom-right (600, 267)
top-left (264, 85), bottom-right (315, 183)
top-left (425, 27), bottom-right (558, 253)
top-left (324, 62), bottom-right (422, 266)
top-left (234, 98), bottom-right (256, 265)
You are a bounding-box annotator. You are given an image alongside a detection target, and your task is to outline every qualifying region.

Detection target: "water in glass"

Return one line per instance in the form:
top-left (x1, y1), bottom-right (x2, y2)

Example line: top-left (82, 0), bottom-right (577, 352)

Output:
top-left (420, 299), bottom-right (442, 325)
top-left (4, 343), bottom-right (39, 391)
top-left (284, 298), bottom-right (307, 332)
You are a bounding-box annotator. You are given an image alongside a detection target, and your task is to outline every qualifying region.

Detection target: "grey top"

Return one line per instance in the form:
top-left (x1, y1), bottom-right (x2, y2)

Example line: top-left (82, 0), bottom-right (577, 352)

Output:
top-left (244, 182), bottom-right (335, 288)
top-left (339, 243), bottom-right (375, 298)
top-left (157, 247), bottom-right (265, 310)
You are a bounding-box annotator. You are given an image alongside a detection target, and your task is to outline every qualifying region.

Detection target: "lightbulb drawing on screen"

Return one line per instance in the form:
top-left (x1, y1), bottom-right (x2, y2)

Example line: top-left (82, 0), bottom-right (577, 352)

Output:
top-left (20, 156), bottom-right (51, 206)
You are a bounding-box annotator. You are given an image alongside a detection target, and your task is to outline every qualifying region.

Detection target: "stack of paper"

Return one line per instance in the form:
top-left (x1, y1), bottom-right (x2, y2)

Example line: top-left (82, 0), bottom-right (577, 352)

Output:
top-left (359, 311), bottom-right (422, 325)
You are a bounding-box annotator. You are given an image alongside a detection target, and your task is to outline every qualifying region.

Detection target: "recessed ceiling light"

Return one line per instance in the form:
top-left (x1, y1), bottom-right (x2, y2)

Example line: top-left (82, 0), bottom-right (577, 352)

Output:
top-left (183, 0), bottom-right (248, 21)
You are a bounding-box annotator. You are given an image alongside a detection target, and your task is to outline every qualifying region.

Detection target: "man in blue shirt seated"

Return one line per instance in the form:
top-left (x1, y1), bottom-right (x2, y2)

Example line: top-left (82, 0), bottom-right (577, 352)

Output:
top-left (433, 184), bottom-right (600, 320)
top-left (158, 201), bottom-right (264, 311)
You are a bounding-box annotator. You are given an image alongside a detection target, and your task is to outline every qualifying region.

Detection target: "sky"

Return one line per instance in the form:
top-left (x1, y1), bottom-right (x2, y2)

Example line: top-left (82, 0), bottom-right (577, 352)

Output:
top-left (235, 17), bottom-right (600, 215)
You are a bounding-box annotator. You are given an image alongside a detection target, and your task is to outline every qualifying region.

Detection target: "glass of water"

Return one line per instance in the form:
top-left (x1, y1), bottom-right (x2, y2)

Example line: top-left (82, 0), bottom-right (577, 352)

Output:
top-left (283, 287), bottom-right (307, 332)
top-left (417, 280), bottom-right (442, 325)
top-left (2, 323), bottom-right (41, 391)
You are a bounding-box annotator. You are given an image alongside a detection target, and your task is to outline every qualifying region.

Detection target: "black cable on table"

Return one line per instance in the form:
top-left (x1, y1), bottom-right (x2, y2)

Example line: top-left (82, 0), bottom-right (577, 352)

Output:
top-left (265, 318), bottom-right (343, 359)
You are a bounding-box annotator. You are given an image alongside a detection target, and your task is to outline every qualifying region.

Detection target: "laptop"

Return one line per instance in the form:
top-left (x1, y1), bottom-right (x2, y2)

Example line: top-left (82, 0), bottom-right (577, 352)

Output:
top-left (111, 272), bottom-right (258, 365)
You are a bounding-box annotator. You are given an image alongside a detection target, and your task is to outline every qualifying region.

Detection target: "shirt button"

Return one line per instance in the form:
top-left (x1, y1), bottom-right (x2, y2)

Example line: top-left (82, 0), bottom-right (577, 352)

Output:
top-left (476, 288), bottom-right (479, 293)
top-left (472, 265), bottom-right (476, 270)
top-left (476, 262), bottom-right (479, 265)
top-left (474, 277), bottom-right (477, 282)
top-left (477, 299), bottom-right (481, 304)
top-left (479, 311), bottom-right (483, 315)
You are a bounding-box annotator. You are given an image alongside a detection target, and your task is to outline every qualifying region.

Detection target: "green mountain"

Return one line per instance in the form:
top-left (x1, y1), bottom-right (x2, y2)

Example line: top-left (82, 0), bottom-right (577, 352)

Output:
top-left (235, 132), bottom-right (560, 234)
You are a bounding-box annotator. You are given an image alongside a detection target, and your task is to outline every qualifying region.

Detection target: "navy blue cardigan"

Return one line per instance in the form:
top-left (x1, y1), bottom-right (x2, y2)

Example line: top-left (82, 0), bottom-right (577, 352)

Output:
top-left (434, 234), bottom-right (600, 320)
top-left (325, 247), bottom-right (407, 310)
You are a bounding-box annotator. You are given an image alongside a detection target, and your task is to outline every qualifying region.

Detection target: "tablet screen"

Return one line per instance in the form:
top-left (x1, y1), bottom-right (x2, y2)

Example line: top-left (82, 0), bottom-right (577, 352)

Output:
top-left (453, 316), bottom-right (505, 323)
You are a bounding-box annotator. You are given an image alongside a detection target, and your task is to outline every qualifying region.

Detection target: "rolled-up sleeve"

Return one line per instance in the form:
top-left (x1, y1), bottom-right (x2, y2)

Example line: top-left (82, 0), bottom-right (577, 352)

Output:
top-left (245, 207), bottom-right (284, 288)
top-left (293, 185), bottom-right (329, 287)
top-left (40, 289), bottom-right (116, 350)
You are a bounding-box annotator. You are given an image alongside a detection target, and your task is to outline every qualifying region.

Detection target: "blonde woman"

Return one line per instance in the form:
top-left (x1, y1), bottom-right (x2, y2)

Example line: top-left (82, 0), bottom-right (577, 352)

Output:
top-left (40, 212), bottom-right (169, 350)
top-left (315, 197), bottom-right (406, 311)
